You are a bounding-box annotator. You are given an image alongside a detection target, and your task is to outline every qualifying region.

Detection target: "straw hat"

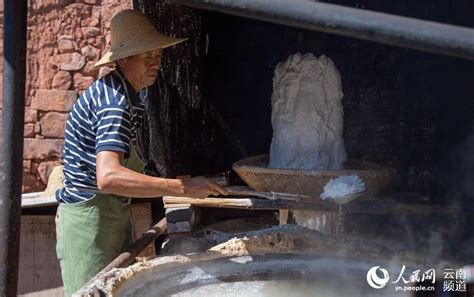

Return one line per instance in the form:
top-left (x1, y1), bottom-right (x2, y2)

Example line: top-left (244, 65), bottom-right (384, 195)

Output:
top-left (91, 10), bottom-right (187, 70)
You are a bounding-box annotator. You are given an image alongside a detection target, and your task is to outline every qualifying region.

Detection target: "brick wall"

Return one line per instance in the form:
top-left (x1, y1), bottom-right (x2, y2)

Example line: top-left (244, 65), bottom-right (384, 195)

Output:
top-left (0, 0), bottom-right (132, 193)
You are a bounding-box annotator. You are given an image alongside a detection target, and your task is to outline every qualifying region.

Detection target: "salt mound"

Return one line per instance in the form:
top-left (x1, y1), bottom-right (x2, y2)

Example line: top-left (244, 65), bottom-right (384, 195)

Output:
top-left (268, 53), bottom-right (346, 170)
top-left (320, 174), bottom-right (366, 200)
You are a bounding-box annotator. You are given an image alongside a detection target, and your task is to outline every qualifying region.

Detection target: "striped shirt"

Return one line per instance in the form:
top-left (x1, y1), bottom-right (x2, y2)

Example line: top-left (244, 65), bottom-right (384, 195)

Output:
top-left (56, 70), bottom-right (145, 204)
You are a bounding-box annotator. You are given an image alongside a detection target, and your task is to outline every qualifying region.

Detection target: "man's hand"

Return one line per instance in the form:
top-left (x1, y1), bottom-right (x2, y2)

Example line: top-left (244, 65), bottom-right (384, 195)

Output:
top-left (180, 176), bottom-right (228, 198)
top-left (96, 151), bottom-right (228, 198)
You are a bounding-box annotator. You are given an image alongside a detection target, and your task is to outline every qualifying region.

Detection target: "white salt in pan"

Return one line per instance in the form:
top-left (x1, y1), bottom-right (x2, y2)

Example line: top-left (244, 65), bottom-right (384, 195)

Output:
top-left (320, 175), bottom-right (366, 200)
top-left (268, 53), bottom-right (346, 170)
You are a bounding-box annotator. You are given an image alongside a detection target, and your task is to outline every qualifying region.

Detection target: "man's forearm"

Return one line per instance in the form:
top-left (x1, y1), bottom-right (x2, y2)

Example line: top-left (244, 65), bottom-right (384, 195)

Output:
top-left (97, 165), bottom-right (185, 197)
top-left (95, 150), bottom-right (225, 198)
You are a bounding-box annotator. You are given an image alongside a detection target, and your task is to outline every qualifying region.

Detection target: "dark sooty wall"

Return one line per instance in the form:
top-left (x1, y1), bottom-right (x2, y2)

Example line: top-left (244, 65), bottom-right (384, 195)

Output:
top-left (202, 1), bottom-right (474, 201)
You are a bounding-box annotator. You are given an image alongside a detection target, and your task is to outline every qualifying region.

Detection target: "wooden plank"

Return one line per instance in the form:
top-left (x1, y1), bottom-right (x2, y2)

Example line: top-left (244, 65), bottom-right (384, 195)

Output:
top-left (21, 195), bottom-right (58, 208)
top-left (131, 203), bottom-right (155, 258)
top-left (22, 192), bottom-right (43, 199)
top-left (163, 196), bottom-right (457, 215)
top-left (163, 196), bottom-right (336, 211)
top-left (19, 287), bottom-right (64, 297)
top-left (18, 216), bottom-right (62, 295)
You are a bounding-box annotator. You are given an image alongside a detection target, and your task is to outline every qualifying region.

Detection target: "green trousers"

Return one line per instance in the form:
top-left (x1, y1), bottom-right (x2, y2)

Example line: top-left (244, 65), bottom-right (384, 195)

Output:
top-left (56, 145), bottom-right (146, 297)
top-left (56, 194), bottom-right (132, 296)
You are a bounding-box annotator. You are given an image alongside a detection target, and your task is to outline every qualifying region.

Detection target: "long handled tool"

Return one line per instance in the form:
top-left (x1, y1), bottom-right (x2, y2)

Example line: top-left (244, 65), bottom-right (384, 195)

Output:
top-left (224, 186), bottom-right (315, 202)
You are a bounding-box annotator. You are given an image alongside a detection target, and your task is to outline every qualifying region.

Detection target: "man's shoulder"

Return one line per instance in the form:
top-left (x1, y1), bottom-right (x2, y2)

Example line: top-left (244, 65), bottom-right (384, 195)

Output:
top-left (87, 71), bottom-right (128, 108)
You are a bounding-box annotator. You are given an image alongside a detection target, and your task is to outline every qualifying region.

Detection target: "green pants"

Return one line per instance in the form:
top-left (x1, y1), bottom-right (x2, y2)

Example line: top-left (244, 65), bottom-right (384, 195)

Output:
top-left (56, 143), bottom-right (146, 296)
top-left (56, 194), bottom-right (132, 297)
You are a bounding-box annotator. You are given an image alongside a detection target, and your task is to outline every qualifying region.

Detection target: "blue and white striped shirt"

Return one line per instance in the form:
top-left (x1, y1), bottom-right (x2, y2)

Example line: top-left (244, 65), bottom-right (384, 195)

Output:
top-left (56, 70), bottom-right (145, 204)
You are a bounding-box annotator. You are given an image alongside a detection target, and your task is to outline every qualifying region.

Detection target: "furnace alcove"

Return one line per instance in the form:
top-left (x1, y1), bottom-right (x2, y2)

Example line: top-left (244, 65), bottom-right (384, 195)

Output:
top-left (136, 0), bottom-right (473, 247)
top-left (129, 0), bottom-right (474, 276)
top-left (140, 0), bottom-right (474, 202)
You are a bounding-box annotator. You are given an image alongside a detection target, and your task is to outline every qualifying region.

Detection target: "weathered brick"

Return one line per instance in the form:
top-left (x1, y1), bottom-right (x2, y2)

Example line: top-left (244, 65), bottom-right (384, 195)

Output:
top-left (24, 109), bottom-right (38, 123)
top-left (40, 112), bottom-right (69, 138)
top-left (35, 122), bottom-right (42, 135)
top-left (57, 36), bottom-right (79, 53)
top-left (31, 0), bottom-right (74, 10)
top-left (25, 90), bottom-right (34, 106)
top-left (86, 37), bottom-right (97, 45)
top-left (52, 71), bottom-right (72, 90)
top-left (83, 61), bottom-right (100, 77)
top-left (79, 0), bottom-right (99, 4)
top-left (91, 5), bottom-right (101, 19)
top-left (24, 123), bottom-right (35, 138)
top-left (50, 52), bottom-right (86, 71)
top-left (23, 139), bottom-right (64, 160)
top-left (23, 160), bottom-right (32, 173)
top-left (81, 27), bottom-right (101, 39)
top-left (22, 173), bottom-right (46, 193)
top-left (81, 45), bottom-right (99, 60)
top-left (73, 73), bottom-right (95, 90)
top-left (31, 162), bottom-right (39, 174)
top-left (30, 89), bottom-right (78, 112)
top-left (65, 3), bottom-right (92, 19)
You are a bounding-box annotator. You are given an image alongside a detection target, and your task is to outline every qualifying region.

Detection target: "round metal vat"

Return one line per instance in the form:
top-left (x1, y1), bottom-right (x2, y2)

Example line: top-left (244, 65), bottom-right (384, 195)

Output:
top-left (114, 254), bottom-right (407, 297)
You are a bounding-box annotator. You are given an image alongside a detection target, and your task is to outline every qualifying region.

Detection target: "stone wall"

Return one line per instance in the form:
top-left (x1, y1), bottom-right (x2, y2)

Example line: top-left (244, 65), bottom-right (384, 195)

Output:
top-left (0, 0), bottom-right (132, 192)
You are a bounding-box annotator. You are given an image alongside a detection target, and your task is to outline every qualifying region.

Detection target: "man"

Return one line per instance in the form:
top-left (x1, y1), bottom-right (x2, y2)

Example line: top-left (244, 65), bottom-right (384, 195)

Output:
top-left (55, 10), bottom-right (227, 296)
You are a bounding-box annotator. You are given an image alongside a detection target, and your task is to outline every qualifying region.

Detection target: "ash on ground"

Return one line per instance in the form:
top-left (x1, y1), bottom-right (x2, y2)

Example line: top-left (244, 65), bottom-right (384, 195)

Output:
top-left (162, 223), bottom-right (457, 270)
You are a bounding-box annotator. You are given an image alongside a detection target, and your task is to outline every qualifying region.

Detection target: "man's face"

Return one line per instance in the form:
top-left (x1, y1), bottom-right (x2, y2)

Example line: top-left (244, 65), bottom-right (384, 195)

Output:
top-left (118, 48), bottom-right (163, 90)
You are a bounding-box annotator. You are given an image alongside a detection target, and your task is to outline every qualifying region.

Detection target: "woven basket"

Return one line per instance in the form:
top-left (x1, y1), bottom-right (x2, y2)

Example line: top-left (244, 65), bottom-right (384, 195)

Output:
top-left (232, 155), bottom-right (394, 198)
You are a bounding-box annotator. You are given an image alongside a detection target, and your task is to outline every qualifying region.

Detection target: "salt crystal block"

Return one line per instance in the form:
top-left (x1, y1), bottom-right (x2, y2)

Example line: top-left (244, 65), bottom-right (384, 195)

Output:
top-left (269, 53), bottom-right (346, 170)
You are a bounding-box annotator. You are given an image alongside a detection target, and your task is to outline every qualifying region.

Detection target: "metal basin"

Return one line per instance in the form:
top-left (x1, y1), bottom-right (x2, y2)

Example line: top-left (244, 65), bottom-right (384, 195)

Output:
top-left (115, 254), bottom-right (408, 297)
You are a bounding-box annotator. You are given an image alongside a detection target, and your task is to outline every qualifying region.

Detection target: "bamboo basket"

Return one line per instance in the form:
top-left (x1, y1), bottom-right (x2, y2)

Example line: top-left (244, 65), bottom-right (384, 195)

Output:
top-left (232, 155), bottom-right (395, 198)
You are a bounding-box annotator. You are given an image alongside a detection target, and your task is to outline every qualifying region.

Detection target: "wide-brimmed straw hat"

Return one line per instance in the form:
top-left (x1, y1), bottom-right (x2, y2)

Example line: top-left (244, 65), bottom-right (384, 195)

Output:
top-left (91, 10), bottom-right (187, 70)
